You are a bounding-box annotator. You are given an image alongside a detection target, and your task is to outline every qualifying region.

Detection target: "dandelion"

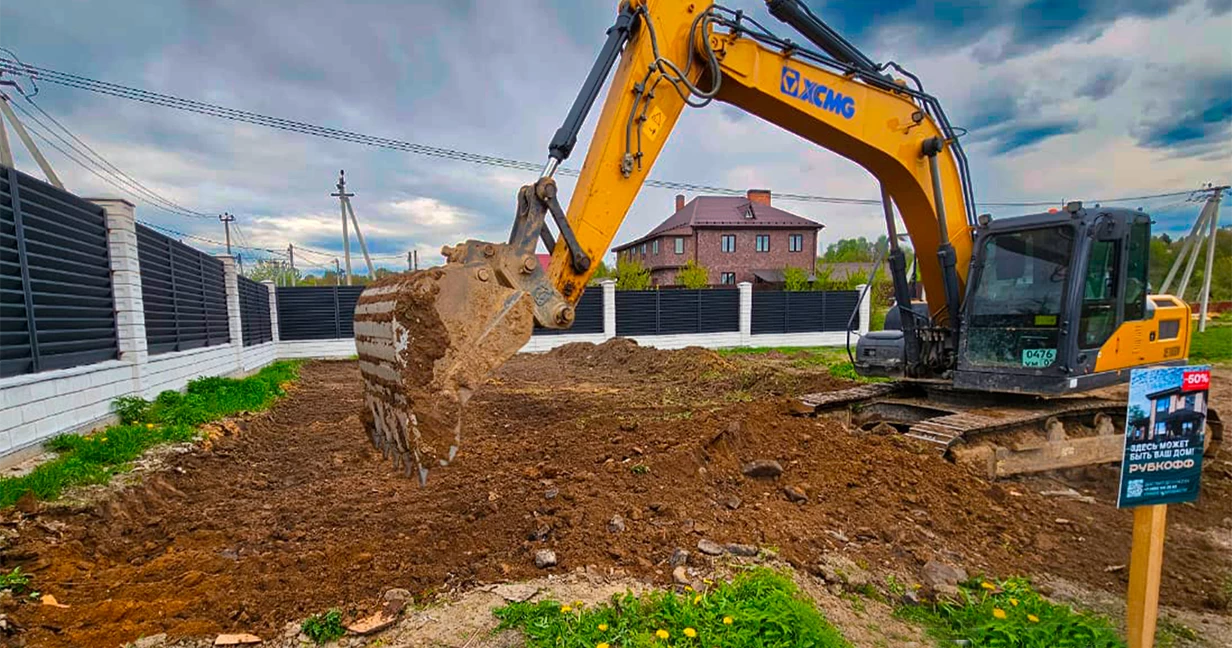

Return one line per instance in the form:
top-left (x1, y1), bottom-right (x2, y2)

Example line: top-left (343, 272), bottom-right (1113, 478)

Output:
top-left (723, 616), bottom-right (733, 625)
top-left (146, 423), bottom-right (155, 429)
top-left (598, 623), bottom-right (608, 631)
top-left (992, 608), bottom-right (1007, 620)
top-left (684, 627), bottom-right (697, 638)
top-left (693, 594), bottom-right (702, 604)
top-left (656, 629), bottom-right (670, 639)
top-left (684, 585), bottom-right (693, 592)
top-left (597, 644), bottom-right (609, 648)
top-left (981, 582), bottom-right (996, 590)
top-left (561, 605), bottom-right (572, 613)
top-left (1009, 598), bottom-right (1019, 606)
top-left (1028, 614), bottom-right (1040, 623)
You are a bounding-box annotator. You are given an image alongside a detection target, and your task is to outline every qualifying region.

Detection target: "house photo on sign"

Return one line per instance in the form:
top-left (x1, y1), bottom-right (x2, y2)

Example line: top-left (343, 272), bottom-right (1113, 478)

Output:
top-left (1118, 365), bottom-right (1211, 508)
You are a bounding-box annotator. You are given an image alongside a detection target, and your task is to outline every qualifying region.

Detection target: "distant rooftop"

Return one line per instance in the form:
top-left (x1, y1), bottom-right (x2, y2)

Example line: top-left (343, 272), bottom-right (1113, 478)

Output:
top-left (614, 190), bottom-right (822, 252)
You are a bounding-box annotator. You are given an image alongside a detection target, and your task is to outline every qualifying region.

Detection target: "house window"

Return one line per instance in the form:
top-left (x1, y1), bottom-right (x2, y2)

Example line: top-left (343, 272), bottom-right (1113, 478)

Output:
top-left (789, 234), bottom-right (803, 252)
top-left (755, 235), bottom-right (770, 252)
top-left (720, 272), bottom-right (736, 285)
top-left (652, 239), bottom-right (659, 255)
top-left (640, 243), bottom-right (646, 255)
top-left (674, 237), bottom-right (684, 254)
top-left (721, 235), bottom-right (736, 253)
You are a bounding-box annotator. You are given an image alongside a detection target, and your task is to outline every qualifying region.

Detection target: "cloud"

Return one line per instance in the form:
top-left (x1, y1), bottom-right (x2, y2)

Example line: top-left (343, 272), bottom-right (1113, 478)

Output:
top-left (1134, 68), bottom-right (1232, 157)
top-left (1075, 63), bottom-right (1132, 99)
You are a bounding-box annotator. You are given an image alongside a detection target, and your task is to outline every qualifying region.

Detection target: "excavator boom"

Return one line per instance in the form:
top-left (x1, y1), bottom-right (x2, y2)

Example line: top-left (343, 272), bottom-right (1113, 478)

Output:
top-left (355, 0), bottom-right (1204, 481)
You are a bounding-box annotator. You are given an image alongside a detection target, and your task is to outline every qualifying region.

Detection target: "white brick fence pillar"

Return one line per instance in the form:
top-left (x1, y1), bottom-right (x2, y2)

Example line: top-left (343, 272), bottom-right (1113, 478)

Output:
top-left (737, 281), bottom-right (752, 346)
top-left (262, 280), bottom-right (279, 342)
top-left (220, 256), bottom-right (243, 367)
top-left (93, 199), bottom-right (147, 393)
top-left (856, 283), bottom-right (871, 334)
top-left (601, 279), bottom-right (616, 340)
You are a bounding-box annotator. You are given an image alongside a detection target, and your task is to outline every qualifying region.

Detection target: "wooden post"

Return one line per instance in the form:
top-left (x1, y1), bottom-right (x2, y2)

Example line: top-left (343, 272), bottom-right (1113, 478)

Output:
top-left (1127, 504), bottom-right (1168, 648)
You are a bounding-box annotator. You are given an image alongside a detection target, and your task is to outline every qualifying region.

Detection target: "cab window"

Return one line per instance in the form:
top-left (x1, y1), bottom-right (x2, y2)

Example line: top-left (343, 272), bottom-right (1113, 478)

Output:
top-left (1080, 239), bottom-right (1119, 348)
top-left (1123, 220), bottom-right (1149, 321)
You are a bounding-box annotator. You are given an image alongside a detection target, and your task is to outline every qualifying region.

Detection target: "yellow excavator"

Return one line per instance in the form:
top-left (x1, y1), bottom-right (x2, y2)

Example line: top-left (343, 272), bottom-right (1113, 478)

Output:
top-left (355, 0), bottom-right (1216, 482)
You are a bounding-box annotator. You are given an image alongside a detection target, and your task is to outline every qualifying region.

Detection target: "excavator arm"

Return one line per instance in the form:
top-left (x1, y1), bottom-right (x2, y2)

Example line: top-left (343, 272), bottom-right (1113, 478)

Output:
top-left (354, 0), bottom-right (977, 481)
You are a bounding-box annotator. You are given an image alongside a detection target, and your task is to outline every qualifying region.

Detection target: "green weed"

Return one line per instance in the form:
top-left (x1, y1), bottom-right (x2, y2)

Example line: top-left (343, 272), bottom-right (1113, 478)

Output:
top-left (0, 567), bottom-right (31, 593)
top-left (0, 361), bottom-right (301, 510)
top-left (301, 608), bottom-right (346, 644)
top-left (630, 463), bottom-right (650, 475)
top-left (897, 577), bottom-right (1124, 647)
top-left (494, 568), bottom-right (850, 648)
top-left (1155, 616), bottom-right (1198, 648)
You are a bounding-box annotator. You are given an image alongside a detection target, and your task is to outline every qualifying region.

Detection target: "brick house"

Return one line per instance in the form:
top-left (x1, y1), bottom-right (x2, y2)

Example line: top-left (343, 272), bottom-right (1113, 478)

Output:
top-left (612, 189), bottom-right (823, 286)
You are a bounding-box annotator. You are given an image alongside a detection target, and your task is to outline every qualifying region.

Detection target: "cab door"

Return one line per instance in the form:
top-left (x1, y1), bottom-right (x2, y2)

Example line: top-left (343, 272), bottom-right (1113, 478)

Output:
top-left (1081, 216), bottom-right (1152, 374)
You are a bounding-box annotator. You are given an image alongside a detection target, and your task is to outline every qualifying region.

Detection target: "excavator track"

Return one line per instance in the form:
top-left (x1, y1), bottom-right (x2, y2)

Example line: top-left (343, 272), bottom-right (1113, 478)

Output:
top-left (797, 383), bottom-right (1222, 479)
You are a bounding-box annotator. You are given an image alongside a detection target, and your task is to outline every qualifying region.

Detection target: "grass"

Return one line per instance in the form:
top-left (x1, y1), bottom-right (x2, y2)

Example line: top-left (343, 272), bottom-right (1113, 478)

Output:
top-left (301, 608), bottom-right (346, 644)
top-left (0, 361), bottom-right (302, 509)
top-left (719, 346), bottom-right (888, 384)
top-left (1188, 326), bottom-right (1231, 364)
top-left (896, 577), bottom-right (1124, 648)
top-left (494, 568), bottom-right (850, 648)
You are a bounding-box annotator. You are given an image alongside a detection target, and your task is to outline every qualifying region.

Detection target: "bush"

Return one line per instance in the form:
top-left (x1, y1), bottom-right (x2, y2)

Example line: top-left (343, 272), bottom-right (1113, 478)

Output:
top-left (676, 260), bottom-right (710, 289)
top-left (615, 257), bottom-right (652, 291)
top-left (301, 609), bottom-right (346, 644)
top-left (783, 266), bottom-right (810, 291)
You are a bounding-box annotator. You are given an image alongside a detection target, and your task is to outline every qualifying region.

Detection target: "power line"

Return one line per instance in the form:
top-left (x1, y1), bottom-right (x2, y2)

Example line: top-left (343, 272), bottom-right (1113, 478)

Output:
top-left (1, 59), bottom-right (1204, 209)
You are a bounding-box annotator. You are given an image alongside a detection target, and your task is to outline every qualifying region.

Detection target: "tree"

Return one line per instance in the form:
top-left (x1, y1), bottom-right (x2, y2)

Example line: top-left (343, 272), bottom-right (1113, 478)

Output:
top-left (822, 236), bottom-right (876, 262)
top-left (244, 259), bottom-right (300, 285)
top-left (614, 257), bottom-right (651, 290)
top-left (588, 260), bottom-right (613, 286)
top-left (783, 265), bottom-right (810, 291)
top-left (676, 260), bottom-right (709, 288)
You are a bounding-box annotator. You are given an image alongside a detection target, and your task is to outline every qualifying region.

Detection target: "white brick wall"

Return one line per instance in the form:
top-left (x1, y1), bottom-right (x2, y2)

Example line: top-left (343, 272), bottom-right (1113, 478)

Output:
top-left (278, 339), bottom-right (357, 359)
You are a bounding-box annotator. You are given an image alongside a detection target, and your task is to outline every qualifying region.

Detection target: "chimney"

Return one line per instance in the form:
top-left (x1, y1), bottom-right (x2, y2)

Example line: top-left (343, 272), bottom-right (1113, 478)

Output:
top-left (747, 189), bottom-right (771, 205)
top-left (675, 194), bottom-right (685, 212)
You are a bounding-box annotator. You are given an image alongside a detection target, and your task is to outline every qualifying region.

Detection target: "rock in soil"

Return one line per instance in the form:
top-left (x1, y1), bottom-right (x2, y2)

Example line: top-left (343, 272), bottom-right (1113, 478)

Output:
top-left (670, 548), bottom-right (689, 567)
top-left (784, 485), bottom-right (809, 503)
top-left (132, 634), bottom-right (167, 648)
top-left (534, 549), bottom-right (557, 569)
top-left (607, 514), bottom-right (626, 533)
top-left (213, 634), bottom-right (261, 646)
top-left (697, 539), bottom-right (724, 556)
top-left (672, 565), bottom-right (690, 586)
top-left (920, 560), bottom-right (968, 592)
top-left (741, 459), bottom-right (783, 478)
top-left (382, 588), bottom-right (411, 602)
top-left (725, 543), bottom-right (758, 557)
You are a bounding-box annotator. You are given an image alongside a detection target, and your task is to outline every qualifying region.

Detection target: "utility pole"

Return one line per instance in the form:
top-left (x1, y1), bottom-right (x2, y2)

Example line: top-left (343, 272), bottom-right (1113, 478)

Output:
top-left (287, 244), bottom-right (296, 286)
top-left (1197, 186), bottom-right (1225, 332)
top-left (407, 251), bottom-right (413, 271)
top-left (414, 250), bottom-right (419, 271)
top-left (333, 258), bottom-right (341, 286)
top-left (331, 171), bottom-right (354, 285)
top-left (218, 212), bottom-right (235, 255)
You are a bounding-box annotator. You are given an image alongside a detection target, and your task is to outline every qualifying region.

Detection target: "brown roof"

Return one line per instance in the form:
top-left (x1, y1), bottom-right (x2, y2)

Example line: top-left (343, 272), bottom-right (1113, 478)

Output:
top-left (614, 196), bottom-right (823, 252)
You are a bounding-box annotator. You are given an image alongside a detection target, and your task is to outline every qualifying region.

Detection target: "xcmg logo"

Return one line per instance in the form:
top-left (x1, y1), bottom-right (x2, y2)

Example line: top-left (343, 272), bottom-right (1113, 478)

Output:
top-left (780, 66), bottom-right (855, 119)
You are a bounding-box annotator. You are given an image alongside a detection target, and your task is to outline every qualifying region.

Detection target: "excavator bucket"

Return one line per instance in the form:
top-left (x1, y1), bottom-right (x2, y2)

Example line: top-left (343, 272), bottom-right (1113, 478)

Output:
top-left (354, 259), bottom-right (536, 483)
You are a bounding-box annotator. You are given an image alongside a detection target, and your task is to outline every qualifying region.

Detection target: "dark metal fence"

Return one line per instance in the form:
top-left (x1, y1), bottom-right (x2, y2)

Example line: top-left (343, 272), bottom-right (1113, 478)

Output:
top-left (276, 285), bottom-right (365, 340)
top-left (534, 289), bottom-right (604, 336)
top-left (616, 289), bottom-right (739, 336)
top-left (0, 166), bottom-right (118, 378)
top-left (237, 276), bottom-right (272, 346)
top-left (136, 224), bottom-right (229, 355)
top-left (751, 290), bottom-right (859, 334)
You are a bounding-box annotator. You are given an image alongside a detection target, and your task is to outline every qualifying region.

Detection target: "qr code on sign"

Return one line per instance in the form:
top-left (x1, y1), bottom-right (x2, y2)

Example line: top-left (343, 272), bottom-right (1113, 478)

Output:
top-left (1127, 479), bottom-right (1144, 498)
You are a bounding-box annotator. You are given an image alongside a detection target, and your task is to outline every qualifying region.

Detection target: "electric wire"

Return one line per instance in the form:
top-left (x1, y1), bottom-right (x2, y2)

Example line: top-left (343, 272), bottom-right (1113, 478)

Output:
top-left (2, 59), bottom-right (1203, 209)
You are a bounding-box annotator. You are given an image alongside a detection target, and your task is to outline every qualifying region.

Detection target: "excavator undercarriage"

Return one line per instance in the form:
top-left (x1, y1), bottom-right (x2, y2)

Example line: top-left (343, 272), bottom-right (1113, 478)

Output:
top-left (795, 382), bottom-right (1223, 479)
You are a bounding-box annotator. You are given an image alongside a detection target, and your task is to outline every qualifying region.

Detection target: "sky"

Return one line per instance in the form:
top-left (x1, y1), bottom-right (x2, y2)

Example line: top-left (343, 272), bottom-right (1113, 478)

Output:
top-left (1, 0), bottom-right (1229, 277)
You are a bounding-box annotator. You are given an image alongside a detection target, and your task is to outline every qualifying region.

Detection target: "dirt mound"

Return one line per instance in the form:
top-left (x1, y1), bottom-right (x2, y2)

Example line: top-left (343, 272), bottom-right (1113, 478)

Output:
top-left (4, 359), bottom-right (1231, 647)
top-left (548, 338), bottom-right (731, 380)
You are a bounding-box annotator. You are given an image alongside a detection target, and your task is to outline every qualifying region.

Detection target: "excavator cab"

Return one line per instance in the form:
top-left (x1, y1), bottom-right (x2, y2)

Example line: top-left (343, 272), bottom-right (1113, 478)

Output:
top-left (951, 203), bottom-right (1188, 394)
top-left (860, 203), bottom-right (1191, 394)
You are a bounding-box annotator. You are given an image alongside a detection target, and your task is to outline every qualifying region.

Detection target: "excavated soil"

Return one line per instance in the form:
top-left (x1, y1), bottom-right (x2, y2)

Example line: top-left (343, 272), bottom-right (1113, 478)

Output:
top-left (3, 341), bottom-right (1231, 647)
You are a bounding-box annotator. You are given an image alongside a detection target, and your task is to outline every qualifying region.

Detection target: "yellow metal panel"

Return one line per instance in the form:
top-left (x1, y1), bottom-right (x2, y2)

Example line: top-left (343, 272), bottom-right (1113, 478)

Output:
top-left (1093, 295), bottom-right (1192, 372)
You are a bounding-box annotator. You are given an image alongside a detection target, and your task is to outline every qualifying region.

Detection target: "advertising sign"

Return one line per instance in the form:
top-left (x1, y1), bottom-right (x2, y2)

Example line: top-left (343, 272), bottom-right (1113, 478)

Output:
top-left (1117, 365), bottom-right (1210, 508)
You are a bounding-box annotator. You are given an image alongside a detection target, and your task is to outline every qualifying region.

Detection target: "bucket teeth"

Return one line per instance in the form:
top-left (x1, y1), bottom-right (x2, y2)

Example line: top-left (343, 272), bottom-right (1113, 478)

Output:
top-left (353, 262), bottom-right (535, 483)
